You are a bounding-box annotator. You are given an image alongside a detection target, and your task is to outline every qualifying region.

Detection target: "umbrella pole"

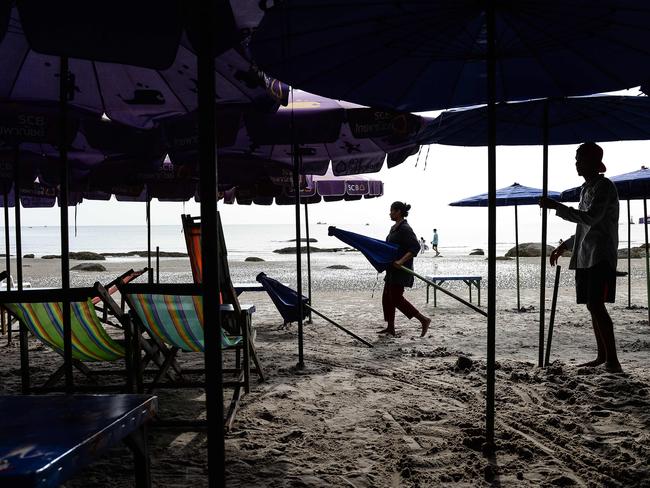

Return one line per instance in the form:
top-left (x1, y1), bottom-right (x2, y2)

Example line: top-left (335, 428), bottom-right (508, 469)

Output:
top-left (485, 0), bottom-right (497, 449)
top-left (293, 143), bottom-right (305, 369)
top-left (627, 200), bottom-right (631, 308)
top-left (146, 196), bottom-right (153, 284)
top-left (544, 265), bottom-right (562, 366)
top-left (515, 205), bottom-right (520, 311)
top-left (198, 3), bottom-right (225, 484)
top-left (538, 102), bottom-right (550, 368)
top-left (59, 56), bottom-right (73, 393)
top-left (2, 185), bottom-right (10, 343)
top-left (643, 198), bottom-right (650, 324)
top-left (3, 185), bottom-right (10, 291)
top-left (400, 266), bottom-right (487, 317)
top-left (304, 304), bottom-right (372, 347)
top-left (304, 203), bottom-right (312, 324)
top-left (14, 147), bottom-right (28, 392)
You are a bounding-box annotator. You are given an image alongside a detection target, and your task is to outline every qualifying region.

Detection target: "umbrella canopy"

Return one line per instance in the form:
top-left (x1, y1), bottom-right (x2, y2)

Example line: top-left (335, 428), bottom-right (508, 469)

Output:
top-left (1, 6), bottom-right (288, 129)
top-left (451, 183), bottom-right (561, 207)
top-left (250, 1), bottom-right (650, 112)
top-left (420, 95), bottom-right (650, 146)
top-left (561, 167), bottom-right (650, 201)
top-left (327, 226), bottom-right (400, 273)
top-left (214, 90), bottom-right (425, 176)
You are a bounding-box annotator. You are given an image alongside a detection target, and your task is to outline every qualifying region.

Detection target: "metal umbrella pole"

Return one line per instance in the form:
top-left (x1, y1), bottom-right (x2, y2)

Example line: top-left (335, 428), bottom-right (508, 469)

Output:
top-left (538, 101), bottom-right (549, 367)
top-left (485, 1), bottom-right (497, 449)
top-left (304, 202), bottom-right (312, 324)
top-left (293, 142), bottom-right (305, 369)
top-left (2, 184), bottom-right (10, 339)
top-left (643, 198), bottom-right (650, 324)
top-left (146, 195), bottom-right (152, 284)
top-left (514, 204), bottom-right (520, 311)
top-left (14, 148), bottom-right (29, 391)
top-left (627, 200), bottom-right (631, 308)
top-left (198, 0), bottom-right (225, 483)
top-left (59, 56), bottom-right (73, 393)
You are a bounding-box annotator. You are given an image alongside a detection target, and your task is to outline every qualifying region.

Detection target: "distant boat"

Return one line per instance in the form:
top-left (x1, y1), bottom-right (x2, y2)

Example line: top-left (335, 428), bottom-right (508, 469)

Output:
top-left (316, 221), bottom-right (327, 225)
top-left (639, 217), bottom-right (650, 224)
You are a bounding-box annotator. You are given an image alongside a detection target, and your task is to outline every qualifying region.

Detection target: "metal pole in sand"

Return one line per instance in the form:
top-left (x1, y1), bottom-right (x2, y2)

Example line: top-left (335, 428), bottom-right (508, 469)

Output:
top-left (514, 204), bottom-right (520, 311)
top-left (544, 265), bottom-right (561, 367)
top-left (627, 200), bottom-right (631, 308)
top-left (644, 199), bottom-right (650, 325)
top-left (538, 100), bottom-right (549, 368)
top-left (304, 203), bottom-right (313, 324)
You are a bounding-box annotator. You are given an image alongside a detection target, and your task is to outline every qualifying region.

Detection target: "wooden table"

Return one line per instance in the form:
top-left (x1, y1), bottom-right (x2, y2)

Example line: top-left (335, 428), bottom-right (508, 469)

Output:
top-left (426, 276), bottom-right (482, 307)
top-left (0, 394), bottom-right (157, 487)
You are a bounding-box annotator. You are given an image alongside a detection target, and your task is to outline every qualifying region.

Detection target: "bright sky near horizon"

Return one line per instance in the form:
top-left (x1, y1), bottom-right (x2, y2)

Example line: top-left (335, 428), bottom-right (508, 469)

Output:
top-left (9, 89), bottom-right (650, 249)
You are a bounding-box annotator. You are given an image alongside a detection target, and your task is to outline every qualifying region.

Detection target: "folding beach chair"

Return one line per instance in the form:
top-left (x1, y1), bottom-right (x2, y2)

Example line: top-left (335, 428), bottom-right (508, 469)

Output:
top-left (92, 267), bottom-right (149, 325)
top-left (0, 284), bottom-right (137, 393)
top-left (119, 282), bottom-right (262, 430)
top-left (181, 213), bottom-right (264, 371)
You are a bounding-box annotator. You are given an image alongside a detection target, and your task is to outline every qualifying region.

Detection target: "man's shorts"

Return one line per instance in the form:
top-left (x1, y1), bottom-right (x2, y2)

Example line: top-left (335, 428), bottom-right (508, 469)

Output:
top-left (575, 261), bottom-right (616, 304)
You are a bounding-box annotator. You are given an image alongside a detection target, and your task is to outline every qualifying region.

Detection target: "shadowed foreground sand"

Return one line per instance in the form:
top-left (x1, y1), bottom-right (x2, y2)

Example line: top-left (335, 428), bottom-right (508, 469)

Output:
top-left (1, 258), bottom-right (649, 487)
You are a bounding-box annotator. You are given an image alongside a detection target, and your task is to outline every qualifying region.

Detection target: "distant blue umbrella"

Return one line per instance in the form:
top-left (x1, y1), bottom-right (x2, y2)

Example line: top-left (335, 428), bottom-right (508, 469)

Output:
top-left (562, 167), bottom-right (650, 316)
top-left (327, 226), bottom-right (400, 273)
top-left (451, 183), bottom-right (561, 311)
top-left (450, 183), bottom-right (561, 207)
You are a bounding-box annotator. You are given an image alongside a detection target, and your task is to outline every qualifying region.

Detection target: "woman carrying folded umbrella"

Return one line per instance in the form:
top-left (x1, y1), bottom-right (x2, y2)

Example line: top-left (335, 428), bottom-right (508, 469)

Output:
top-left (379, 201), bottom-right (431, 337)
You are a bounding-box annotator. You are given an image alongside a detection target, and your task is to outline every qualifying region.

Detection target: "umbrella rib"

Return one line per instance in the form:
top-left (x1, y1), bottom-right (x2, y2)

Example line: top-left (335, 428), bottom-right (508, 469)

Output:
top-left (156, 70), bottom-right (191, 114)
top-left (90, 61), bottom-right (109, 116)
top-left (6, 48), bottom-right (30, 99)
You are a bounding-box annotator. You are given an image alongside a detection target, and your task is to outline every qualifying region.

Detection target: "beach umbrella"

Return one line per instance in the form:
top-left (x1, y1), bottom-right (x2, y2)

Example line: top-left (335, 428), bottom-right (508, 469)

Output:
top-left (223, 90), bottom-right (424, 176)
top-left (420, 95), bottom-right (650, 146)
top-left (328, 226), bottom-right (486, 316)
top-left (425, 95), bottom-right (650, 364)
top-left (256, 272), bottom-right (373, 347)
top-left (251, 0), bottom-right (650, 447)
top-left (450, 183), bottom-right (562, 311)
top-left (562, 167), bottom-right (650, 323)
top-left (1, 5), bottom-right (288, 129)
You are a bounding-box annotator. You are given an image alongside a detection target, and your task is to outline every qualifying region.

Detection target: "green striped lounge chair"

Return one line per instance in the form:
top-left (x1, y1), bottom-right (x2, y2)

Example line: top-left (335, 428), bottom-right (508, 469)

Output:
top-left (120, 283), bottom-right (263, 394)
top-left (0, 285), bottom-right (135, 393)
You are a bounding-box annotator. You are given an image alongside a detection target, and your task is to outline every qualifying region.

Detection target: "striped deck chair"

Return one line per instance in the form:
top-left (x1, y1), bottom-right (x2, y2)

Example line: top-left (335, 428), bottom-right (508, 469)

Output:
top-left (120, 283), bottom-right (261, 430)
top-left (0, 285), bottom-right (136, 393)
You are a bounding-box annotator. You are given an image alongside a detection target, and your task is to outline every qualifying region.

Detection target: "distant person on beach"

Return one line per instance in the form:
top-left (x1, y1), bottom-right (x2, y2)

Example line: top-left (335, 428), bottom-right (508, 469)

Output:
top-left (379, 201), bottom-right (431, 337)
top-left (419, 237), bottom-right (427, 253)
top-left (539, 142), bottom-right (621, 373)
top-left (431, 229), bottom-right (440, 256)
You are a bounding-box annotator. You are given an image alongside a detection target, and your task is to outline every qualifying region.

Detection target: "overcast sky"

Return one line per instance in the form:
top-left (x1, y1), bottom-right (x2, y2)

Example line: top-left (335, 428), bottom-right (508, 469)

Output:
top-left (10, 89), bottom-right (650, 249)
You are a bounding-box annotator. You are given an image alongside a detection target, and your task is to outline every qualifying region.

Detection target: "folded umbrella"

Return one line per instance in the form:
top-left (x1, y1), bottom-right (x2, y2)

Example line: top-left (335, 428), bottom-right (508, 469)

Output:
top-left (256, 272), bottom-right (372, 347)
top-left (328, 226), bottom-right (486, 317)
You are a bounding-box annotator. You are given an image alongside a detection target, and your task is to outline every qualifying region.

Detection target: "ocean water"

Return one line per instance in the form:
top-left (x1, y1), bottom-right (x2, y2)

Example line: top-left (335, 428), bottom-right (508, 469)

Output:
top-left (0, 220), bottom-right (647, 259)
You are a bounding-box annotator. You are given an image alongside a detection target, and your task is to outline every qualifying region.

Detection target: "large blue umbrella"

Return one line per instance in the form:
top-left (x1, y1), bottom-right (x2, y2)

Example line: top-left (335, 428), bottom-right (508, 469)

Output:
top-left (562, 167), bottom-right (650, 319)
top-left (451, 183), bottom-right (562, 311)
top-left (423, 94), bottom-right (650, 366)
top-left (421, 95), bottom-right (650, 146)
top-left (251, 1), bottom-right (650, 446)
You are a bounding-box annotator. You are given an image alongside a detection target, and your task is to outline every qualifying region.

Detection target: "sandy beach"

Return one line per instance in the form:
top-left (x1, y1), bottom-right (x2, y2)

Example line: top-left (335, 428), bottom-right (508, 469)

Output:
top-left (1, 253), bottom-right (650, 487)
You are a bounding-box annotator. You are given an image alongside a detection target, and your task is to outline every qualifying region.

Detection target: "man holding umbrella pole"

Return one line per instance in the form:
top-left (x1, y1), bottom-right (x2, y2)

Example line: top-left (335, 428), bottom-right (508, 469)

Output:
top-left (539, 142), bottom-right (621, 373)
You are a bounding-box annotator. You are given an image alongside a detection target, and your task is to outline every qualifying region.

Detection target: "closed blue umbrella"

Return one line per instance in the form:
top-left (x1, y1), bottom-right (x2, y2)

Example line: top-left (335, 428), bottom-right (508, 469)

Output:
top-left (328, 226), bottom-right (486, 316)
top-left (451, 183), bottom-right (562, 311)
top-left (562, 167), bottom-right (650, 317)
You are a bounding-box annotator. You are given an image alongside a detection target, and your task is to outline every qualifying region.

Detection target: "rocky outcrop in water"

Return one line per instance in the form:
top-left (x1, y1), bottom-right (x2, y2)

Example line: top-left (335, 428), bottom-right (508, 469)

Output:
top-left (71, 263), bottom-right (107, 272)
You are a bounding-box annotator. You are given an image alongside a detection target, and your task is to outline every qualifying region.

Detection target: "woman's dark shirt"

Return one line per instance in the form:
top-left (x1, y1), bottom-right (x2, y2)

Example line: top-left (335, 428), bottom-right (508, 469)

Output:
top-left (385, 219), bottom-right (420, 287)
